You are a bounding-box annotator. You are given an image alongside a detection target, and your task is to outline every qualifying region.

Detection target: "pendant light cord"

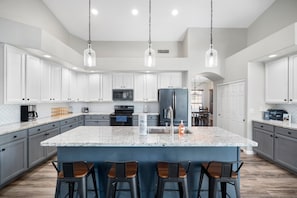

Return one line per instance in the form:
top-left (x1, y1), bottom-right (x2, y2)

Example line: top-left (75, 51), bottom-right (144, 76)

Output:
top-left (148, 0), bottom-right (152, 46)
top-left (88, 0), bottom-right (91, 45)
top-left (210, 0), bottom-right (213, 49)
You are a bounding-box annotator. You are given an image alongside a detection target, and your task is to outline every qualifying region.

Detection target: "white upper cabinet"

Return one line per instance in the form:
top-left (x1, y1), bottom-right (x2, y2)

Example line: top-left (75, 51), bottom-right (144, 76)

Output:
top-left (41, 60), bottom-right (61, 102)
top-left (265, 57), bottom-right (296, 104)
top-left (88, 73), bottom-right (112, 102)
top-left (4, 45), bottom-right (42, 104)
top-left (134, 73), bottom-right (158, 102)
top-left (112, 73), bottom-right (134, 89)
top-left (158, 72), bottom-right (182, 88)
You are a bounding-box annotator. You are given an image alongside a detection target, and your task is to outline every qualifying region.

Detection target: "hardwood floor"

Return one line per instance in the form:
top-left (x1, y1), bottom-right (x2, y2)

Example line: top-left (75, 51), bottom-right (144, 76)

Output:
top-left (0, 153), bottom-right (297, 197)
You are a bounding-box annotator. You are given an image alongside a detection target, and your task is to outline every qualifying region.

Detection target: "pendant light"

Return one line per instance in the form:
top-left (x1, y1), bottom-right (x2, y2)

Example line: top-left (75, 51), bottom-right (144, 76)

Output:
top-left (83, 0), bottom-right (96, 67)
top-left (144, 0), bottom-right (156, 67)
top-left (205, 0), bottom-right (218, 68)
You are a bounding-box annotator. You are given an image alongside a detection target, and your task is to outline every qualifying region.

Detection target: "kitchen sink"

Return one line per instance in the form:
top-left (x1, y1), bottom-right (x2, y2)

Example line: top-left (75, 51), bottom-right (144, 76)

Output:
top-left (147, 127), bottom-right (191, 134)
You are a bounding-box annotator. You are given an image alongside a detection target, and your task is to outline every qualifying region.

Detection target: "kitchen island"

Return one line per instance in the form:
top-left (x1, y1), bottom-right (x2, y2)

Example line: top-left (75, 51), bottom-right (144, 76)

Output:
top-left (41, 126), bottom-right (257, 198)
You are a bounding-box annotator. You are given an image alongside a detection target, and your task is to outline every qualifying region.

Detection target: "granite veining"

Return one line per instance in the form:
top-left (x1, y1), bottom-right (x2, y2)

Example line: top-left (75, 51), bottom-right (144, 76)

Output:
top-left (41, 126), bottom-right (258, 147)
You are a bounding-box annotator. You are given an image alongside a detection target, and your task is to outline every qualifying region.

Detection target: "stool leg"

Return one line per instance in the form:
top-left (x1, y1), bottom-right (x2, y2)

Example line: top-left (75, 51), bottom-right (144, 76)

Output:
top-left (208, 178), bottom-right (217, 198)
top-left (181, 179), bottom-right (189, 198)
top-left (91, 168), bottom-right (99, 198)
top-left (55, 180), bottom-right (61, 198)
top-left (234, 180), bottom-right (240, 198)
top-left (178, 182), bottom-right (183, 198)
top-left (197, 168), bottom-right (204, 198)
top-left (106, 179), bottom-right (113, 198)
top-left (78, 177), bottom-right (87, 198)
top-left (68, 182), bottom-right (74, 198)
top-left (221, 182), bottom-right (227, 198)
top-left (156, 178), bottom-right (164, 198)
top-left (130, 178), bottom-right (138, 198)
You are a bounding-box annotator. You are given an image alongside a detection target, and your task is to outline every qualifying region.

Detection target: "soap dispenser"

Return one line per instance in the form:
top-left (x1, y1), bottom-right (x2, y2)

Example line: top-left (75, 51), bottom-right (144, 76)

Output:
top-left (178, 120), bottom-right (185, 136)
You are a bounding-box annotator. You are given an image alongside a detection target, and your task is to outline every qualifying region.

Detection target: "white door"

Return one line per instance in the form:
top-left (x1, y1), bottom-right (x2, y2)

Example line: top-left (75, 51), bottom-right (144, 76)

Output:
top-left (101, 73), bottom-right (112, 101)
top-left (145, 73), bottom-right (158, 101)
top-left (50, 63), bottom-right (61, 101)
top-left (134, 73), bottom-right (146, 101)
top-left (40, 60), bottom-right (51, 102)
top-left (88, 74), bottom-right (100, 101)
top-left (61, 68), bottom-right (71, 101)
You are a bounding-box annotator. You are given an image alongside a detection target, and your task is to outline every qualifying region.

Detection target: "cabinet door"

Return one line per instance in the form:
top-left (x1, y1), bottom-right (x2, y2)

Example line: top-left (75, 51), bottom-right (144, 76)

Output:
top-left (76, 73), bottom-right (88, 101)
top-left (134, 74), bottom-right (146, 101)
top-left (158, 72), bottom-right (182, 88)
top-left (69, 70), bottom-right (77, 101)
top-left (252, 128), bottom-right (274, 160)
top-left (265, 57), bottom-right (289, 103)
top-left (289, 55), bottom-right (297, 103)
top-left (28, 132), bottom-right (46, 168)
top-left (50, 63), bottom-right (62, 101)
top-left (40, 60), bottom-right (51, 102)
top-left (101, 73), bottom-right (112, 101)
top-left (25, 55), bottom-right (41, 103)
top-left (112, 73), bottom-right (134, 89)
top-left (88, 74), bottom-right (100, 101)
top-left (275, 134), bottom-right (297, 172)
top-left (5, 45), bottom-right (25, 103)
top-left (61, 68), bottom-right (71, 101)
top-left (0, 138), bottom-right (27, 184)
top-left (145, 74), bottom-right (158, 101)
top-left (45, 128), bottom-right (59, 157)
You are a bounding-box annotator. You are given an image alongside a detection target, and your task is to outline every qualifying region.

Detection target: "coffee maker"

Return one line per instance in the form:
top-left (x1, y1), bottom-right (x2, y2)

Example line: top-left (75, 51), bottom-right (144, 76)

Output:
top-left (21, 105), bottom-right (38, 122)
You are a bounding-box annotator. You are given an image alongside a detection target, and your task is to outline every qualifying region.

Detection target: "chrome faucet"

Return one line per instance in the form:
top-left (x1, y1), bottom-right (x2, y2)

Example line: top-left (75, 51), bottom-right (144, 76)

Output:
top-left (167, 106), bottom-right (174, 135)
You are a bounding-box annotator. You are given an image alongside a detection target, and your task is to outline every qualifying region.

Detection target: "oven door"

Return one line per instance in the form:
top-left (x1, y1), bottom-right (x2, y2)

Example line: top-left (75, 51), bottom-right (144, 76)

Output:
top-left (110, 115), bottom-right (133, 126)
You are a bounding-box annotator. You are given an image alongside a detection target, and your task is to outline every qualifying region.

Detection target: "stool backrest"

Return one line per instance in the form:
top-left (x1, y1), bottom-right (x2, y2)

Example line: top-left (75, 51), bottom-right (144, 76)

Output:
top-left (220, 162), bottom-right (233, 178)
top-left (115, 163), bottom-right (126, 178)
top-left (168, 163), bottom-right (179, 178)
top-left (63, 162), bottom-right (74, 177)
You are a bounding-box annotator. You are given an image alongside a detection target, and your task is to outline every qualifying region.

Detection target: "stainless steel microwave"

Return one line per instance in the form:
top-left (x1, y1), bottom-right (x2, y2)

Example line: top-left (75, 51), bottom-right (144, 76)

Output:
top-left (112, 89), bottom-right (133, 101)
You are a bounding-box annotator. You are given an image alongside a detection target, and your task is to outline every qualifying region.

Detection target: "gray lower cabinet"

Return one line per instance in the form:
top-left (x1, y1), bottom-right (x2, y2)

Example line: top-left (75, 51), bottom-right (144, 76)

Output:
top-left (28, 122), bottom-right (60, 168)
top-left (85, 114), bottom-right (110, 126)
top-left (133, 114), bottom-right (159, 126)
top-left (252, 121), bottom-right (274, 160)
top-left (275, 126), bottom-right (297, 173)
top-left (0, 130), bottom-right (27, 186)
top-left (60, 117), bottom-right (79, 133)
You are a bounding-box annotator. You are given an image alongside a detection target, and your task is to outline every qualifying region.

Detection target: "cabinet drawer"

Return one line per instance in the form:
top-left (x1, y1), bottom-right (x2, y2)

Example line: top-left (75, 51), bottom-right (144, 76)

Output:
top-left (28, 122), bottom-right (60, 136)
top-left (253, 122), bottom-right (274, 132)
top-left (275, 127), bottom-right (297, 139)
top-left (85, 114), bottom-right (110, 120)
top-left (147, 115), bottom-right (158, 120)
top-left (0, 130), bottom-right (27, 145)
top-left (60, 117), bottom-right (78, 126)
top-left (60, 122), bottom-right (78, 133)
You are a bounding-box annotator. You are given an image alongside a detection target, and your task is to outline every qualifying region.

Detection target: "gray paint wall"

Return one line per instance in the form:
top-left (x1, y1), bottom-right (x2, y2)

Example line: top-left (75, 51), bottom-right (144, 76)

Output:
top-left (248, 0), bottom-right (297, 45)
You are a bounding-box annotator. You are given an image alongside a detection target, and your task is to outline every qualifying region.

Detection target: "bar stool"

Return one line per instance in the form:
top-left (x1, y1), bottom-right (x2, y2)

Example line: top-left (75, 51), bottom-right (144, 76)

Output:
top-left (52, 161), bottom-right (99, 198)
top-left (197, 161), bottom-right (244, 198)
top-left (156, 161), bottom-right (191, 198)
top-left (106, 161), bottom-right (140, 198)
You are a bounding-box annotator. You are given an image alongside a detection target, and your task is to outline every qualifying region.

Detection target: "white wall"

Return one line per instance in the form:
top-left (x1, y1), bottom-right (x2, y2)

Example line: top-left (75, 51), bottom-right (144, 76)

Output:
top-left (248, 0), bottom-right (297, 45)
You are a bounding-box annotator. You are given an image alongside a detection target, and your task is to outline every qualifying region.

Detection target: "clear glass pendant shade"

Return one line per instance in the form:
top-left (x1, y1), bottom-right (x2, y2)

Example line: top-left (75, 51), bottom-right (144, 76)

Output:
top-left (144, 47), bottom-right (156, 67)
top-left (205, 45), bottom-right (218, 68)
top-left (84, 44), bottom-right (96, 67)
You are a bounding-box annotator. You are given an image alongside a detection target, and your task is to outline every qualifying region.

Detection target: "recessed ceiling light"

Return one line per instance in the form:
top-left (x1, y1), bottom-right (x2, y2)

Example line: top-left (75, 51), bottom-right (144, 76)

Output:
top-left (91, 8), bottom-right (98, 15)
top-left (131, 9), bottom-right (139, 16)
top-left (43, 54), bottom-right (51, 58)
top-left (268, 54), bottom-right (277, 58)
top-left (171, 9), bottom-right (179, 16)
top-left (72, 67), bottom-right (78, 70)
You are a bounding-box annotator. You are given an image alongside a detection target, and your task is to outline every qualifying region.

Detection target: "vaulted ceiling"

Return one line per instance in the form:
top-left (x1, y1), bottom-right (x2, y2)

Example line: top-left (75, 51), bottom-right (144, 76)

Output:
top-left (42, 0), bottom-right (275, 42)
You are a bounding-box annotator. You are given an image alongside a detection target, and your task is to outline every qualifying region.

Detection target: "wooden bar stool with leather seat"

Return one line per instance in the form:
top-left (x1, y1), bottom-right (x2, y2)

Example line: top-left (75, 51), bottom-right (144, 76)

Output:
top-left (106, 161), bottom-right (140, 198)
top-left (156, 161), bottom-right (191, 198)
top-left (52, 161), bottom-right (99, 198)
top-left (197, 161), bottom-right (244, 198)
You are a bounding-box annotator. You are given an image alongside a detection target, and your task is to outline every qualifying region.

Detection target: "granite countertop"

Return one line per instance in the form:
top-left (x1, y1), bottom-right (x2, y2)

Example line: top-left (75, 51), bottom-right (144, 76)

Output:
top-left (41, 126), bottom-right (258, 147)
top-left (253, 119), bottom-right (297, 130)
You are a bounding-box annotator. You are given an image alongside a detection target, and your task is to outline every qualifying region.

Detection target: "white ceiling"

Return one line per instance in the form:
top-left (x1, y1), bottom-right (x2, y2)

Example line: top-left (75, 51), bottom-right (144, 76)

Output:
top-left (42, 0), bottom-right (276, 42)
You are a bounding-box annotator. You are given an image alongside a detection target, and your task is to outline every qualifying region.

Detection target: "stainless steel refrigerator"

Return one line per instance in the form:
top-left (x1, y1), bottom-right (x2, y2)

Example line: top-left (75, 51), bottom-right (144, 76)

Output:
top-left (158, 88), bottom-right (188, 126)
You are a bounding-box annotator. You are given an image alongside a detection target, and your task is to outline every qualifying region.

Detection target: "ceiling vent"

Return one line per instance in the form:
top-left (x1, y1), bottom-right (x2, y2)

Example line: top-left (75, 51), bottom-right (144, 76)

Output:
top-left (157, 49), bottom-right (170, 54)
